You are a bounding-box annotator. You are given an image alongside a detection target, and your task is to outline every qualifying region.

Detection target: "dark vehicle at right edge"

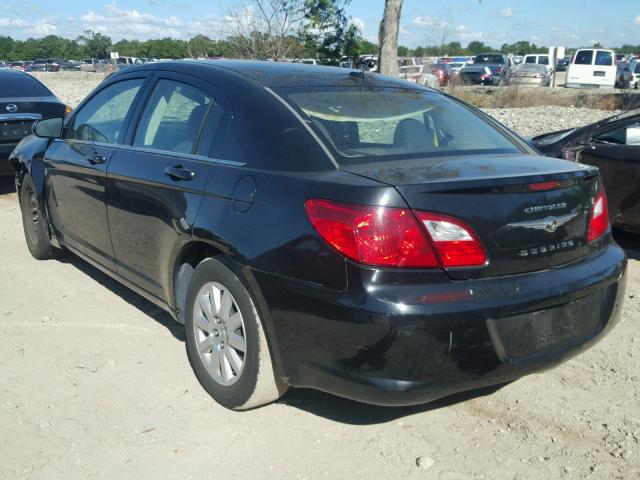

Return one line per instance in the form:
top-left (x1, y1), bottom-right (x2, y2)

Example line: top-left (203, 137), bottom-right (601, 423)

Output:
top-left (533, 109), bottom-right (640, 233)
top-left (10, 61), bottom-right (626, 409)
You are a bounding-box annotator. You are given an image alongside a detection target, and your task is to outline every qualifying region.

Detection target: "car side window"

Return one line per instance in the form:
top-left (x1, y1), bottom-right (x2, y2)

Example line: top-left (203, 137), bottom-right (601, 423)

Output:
top-left (133, 79), bottom-right (213, 154)
top-left (67, 79), bottom-right (144, 144)
top-left (594, 124), bottom-right (640, 146)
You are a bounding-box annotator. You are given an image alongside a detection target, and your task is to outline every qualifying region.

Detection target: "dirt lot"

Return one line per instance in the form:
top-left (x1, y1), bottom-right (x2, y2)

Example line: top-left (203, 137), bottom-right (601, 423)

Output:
top-left (1, 173), bottom-right (639, 480)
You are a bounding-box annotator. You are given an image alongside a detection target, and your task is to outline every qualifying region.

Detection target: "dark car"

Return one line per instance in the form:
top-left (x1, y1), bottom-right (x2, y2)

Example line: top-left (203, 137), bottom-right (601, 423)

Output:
top-left (11, 61), bottom-right (626, 410)
top-left (459, 65), bottom-right (496, 85)
top-left (556, 58), bottom-right (570, 72)
top-left (472, 53), bottom-right (512, 84)
top-left (0, 69), bottom-right (68, 176)
top-left (533, 110), bottom-right (640, 233)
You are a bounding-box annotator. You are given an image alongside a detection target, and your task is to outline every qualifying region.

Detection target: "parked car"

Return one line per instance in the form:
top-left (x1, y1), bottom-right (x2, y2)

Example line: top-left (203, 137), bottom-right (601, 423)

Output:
top-left (80, 58), bottom-right (112, 73)
top-left (458, 65), bottom-right (496, 85)
top-left (0, 69), bottom-right (68, 176)
top-left (472, 53), bottom-right (512, 85)
top-left (556, 58), bottom-right (570, 72)
top-left (356, 55), bottom-right (378, 72)
top-left (429, 63), bottom-right (452, 86)
top-left (616, 59), bottom-right (640, 89)
top-left (507, 63), bottom-right (552, 87)
top-left (0, 61), bottom-right (8, 69)
top-left (9, 61), bottom-right (27, 72)
top-left (566, 48), bottom-right (616, 89)
top-left (532, 109), bottom-right (640, 231)
top-left (11, 61), bottom-right (626, 410)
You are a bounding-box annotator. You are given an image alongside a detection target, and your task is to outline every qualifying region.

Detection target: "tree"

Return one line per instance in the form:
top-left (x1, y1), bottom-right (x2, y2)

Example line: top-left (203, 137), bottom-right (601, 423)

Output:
top-left (77, 30), bottom-right (112, 59)
top-left (378, 0), bottom-right (402, 76)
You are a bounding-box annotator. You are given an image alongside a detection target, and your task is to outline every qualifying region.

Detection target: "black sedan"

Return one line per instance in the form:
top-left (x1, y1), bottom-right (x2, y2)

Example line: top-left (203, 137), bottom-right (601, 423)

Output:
top-left (11, 61), bottom-right (626, 410)
top-left (533, 110), bottom-right (640, 233)
top-left (0, 69), bottom-right (68, 176)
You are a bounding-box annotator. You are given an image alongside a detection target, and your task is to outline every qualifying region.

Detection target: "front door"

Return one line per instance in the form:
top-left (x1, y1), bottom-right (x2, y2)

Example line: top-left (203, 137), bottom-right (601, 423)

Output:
top-left (45, 77), bottom-right (147, 270)
top-left (106, 74), bottom-right (230, 300)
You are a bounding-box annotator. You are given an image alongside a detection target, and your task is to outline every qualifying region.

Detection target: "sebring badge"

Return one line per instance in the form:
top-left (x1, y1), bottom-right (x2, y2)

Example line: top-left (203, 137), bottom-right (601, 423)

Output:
top-left (5, 103), bottom-right (18, 113)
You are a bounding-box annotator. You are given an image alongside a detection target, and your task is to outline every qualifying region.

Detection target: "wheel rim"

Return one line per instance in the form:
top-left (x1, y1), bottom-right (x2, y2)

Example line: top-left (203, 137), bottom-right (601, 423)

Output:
top-left (25, 188), bottom-right (40, 246)
top-left (192, 282), bottom-right (247, 386)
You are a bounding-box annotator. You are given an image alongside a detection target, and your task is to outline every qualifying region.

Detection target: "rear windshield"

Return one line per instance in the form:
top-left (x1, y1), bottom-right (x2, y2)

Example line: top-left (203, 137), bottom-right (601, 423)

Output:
top-left (279, 87), bottom-right (521, 166)
top-left (574, 50), bottom-right (593, 65)
top-left (595, 51), bottom-right (613, 66)
top-left (0, 73), bottom-right (52, 97)
top-left (474, 54), bottom-right (504, 64)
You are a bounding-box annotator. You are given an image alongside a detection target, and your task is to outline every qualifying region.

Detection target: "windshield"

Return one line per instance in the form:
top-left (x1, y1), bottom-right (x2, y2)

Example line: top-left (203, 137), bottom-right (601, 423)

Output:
top-left (0, 73), bottom-right (52, 97)
top-left (279, 87), bottom-right (521, 166)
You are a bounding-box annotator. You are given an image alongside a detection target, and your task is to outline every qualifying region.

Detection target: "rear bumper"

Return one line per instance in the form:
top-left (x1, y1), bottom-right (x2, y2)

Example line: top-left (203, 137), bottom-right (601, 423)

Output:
top-left (0, 143), bottom-right (17, 175)
top-left (565, 83), bottom-right (615, 89)
top-left (255, 242), bottom-right (627, 406)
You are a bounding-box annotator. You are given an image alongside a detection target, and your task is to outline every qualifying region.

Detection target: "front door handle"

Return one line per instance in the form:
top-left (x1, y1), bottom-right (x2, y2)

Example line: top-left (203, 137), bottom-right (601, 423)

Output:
top-left (164, 166), bottom-right (195, 181)
top-left (86, 153), bottom-right (107, 164)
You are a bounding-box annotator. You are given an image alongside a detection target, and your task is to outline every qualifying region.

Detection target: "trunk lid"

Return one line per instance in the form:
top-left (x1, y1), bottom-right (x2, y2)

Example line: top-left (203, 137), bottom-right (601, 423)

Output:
top-left (343, 154), bottom-right (602, 279)
top-left (0, 97), bottom-right (65, 145)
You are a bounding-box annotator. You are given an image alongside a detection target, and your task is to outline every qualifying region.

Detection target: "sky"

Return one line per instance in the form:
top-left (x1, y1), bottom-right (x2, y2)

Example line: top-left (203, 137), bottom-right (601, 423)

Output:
top-left (1, 0), bottom-right (639, 48)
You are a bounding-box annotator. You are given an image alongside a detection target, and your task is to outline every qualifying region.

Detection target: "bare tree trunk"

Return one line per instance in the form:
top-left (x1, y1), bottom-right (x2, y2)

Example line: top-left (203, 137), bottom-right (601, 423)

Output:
top-left (378, 0), bottom-right (403, 76)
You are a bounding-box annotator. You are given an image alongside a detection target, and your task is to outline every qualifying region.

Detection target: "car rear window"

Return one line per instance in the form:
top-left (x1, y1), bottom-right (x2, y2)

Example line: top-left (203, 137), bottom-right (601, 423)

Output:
top-left (595, 51), bottom-right (613, 66)
top-left (574, 50), bottom-right (594, 65)
top-left (279, 87), bottom-right (521, 166)
top-left (474, 54), bottom-right (504, 64)
top-left (0, 73), bottom-right (52, 97)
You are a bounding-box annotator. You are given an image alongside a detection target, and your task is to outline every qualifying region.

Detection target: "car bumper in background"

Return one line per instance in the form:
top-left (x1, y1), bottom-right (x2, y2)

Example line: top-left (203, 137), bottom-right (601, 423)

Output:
top-left (255, 241), bottom-right (626, 406)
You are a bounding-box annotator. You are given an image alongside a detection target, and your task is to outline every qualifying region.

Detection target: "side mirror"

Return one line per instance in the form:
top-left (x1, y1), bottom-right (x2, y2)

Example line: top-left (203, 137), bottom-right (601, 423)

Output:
top-left (33, 117), bottom-right (64, 139)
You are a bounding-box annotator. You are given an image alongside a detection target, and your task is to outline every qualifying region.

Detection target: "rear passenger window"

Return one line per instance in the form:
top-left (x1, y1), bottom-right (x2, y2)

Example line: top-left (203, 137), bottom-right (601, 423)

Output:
top-left (133, 79), bottom-right (213, 154)
top-left (595, 51), bottom-right (613, 66)
top-left (68, 79), bottom-right (143, 144)
top-left (574, 51), bottom-right (593, 65)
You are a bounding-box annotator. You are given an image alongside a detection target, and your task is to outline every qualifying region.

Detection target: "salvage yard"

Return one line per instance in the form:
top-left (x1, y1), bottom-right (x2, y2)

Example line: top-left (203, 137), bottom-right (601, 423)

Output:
top-left (1, 72), bottom-right (639, 479)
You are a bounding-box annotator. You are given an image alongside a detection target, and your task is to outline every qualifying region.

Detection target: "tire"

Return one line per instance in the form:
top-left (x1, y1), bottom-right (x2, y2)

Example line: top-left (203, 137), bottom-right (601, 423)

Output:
top-left (19, 175), bottom-right (56, 260)
top-left (185, 257), bottom-right (287, 410)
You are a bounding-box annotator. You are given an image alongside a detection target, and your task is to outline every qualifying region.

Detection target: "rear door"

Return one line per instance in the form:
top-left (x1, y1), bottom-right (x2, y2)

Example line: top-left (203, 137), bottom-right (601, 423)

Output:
top-left (578, 122), bottom-right (640, 229)
top-left (106, 72), bottom-right (231, 300)
top-left (44, 76), bottom-right (147, 270)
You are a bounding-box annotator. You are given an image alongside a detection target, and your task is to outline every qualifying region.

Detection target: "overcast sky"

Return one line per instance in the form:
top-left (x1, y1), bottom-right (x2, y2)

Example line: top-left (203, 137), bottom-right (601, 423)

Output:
top-left (1, 0), bottom-right (639, 48)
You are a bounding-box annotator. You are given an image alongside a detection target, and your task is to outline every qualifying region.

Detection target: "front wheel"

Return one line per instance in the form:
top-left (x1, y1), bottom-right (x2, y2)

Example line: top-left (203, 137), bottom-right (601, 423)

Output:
top-left (19, 175), bottom-right (58, 260)
top-left (185, 258), bottom-right (287, 410)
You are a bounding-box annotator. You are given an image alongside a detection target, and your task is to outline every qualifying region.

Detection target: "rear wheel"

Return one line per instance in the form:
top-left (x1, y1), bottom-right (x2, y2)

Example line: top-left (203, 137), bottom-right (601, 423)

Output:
top-left (19, 175), bottom-right (57, 260)
top-left (185, 258), bottom-right (287, 410)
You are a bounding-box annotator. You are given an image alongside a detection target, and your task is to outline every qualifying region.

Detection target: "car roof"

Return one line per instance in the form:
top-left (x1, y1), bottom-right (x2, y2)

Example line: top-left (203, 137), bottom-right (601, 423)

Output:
top-left (125, 59), bottom-right (426, 90)
top-left (0, 68), bottom-right (30, 78)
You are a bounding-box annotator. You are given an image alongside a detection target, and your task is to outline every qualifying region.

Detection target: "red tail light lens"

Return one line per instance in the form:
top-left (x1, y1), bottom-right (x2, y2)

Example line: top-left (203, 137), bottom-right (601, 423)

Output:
top-left (305, 199), bottom-right (439, 267)
top-left (416, 212), bottom-right (486, 267)
top-left (588, 188), bottom-right (609, 242)
top-left (305, 199), bottom-right (487, 269)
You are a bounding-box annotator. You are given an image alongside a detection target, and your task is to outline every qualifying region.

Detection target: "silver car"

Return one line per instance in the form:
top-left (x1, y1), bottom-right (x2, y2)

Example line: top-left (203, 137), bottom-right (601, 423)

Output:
top-left (507, 63), bottom-right (551, 87)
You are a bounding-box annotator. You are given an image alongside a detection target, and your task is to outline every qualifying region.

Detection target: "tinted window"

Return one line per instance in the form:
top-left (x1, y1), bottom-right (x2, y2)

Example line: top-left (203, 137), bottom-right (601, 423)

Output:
top-left (595, 124), bottom-right (640, 146)
top-left (595, 51), bottom-right (613, 66)
top-left (280, 87), bottom-right (520, 166)
top-left (524, 57), bottom-right (536, 64)
top-left (68, 79), bottom-right (143, 144)
top-left (133, 79), bottom-right (212, 154)
top-left (538, 56), bottom-right (549, 65)
top-left (575, 50), bottom-right (593, 65)
top-left (0, 73), bottom-right (51, 97)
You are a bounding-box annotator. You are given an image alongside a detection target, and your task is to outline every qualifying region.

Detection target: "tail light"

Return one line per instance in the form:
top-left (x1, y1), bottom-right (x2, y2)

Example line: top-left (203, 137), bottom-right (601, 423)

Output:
top-left (305, 199), bottom-right (486, 269)
top-left (588, 188), bottom-right (609, 242)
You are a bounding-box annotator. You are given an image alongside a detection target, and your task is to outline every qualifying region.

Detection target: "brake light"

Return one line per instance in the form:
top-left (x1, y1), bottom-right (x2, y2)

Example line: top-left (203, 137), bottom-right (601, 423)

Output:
top-left (588, 188), bottom-right (609, 242)
top-left (305, 199), bottom-right (486, 269)
top-left (529, 181), bottom-right (561, 191)
top-left (416, 212), bottom-right (486, 267)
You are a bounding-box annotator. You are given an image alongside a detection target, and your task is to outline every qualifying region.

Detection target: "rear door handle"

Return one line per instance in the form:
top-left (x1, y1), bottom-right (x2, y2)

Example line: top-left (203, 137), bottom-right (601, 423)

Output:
top-left (164, 166), bottom-right (195, 181)
top-left (86, 153), bottom-right (107, 164)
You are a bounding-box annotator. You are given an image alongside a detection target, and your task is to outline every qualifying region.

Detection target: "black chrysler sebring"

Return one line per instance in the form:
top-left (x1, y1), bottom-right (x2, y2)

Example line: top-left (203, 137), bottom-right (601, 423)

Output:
top-left (10, 61), bottom-right (626, 410)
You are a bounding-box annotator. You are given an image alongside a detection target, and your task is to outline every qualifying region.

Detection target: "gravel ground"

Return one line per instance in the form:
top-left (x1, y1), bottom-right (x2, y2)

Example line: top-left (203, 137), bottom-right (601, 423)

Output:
top-left (483, 107), bottom-right (617, 137)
